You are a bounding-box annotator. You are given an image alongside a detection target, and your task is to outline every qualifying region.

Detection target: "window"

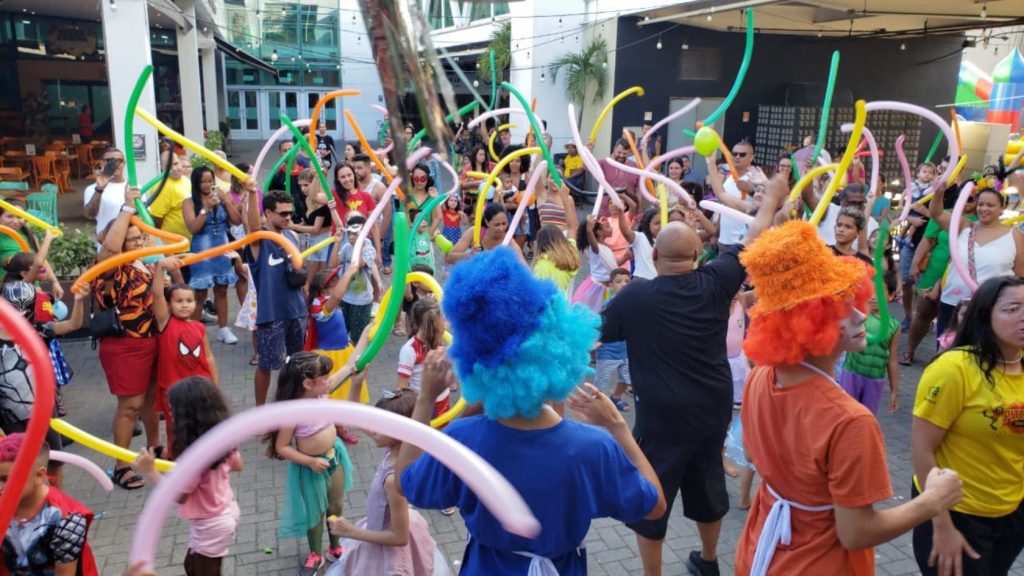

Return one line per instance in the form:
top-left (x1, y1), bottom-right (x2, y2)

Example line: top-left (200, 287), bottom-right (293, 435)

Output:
top-left (429, 0), bottom-right (453, 30)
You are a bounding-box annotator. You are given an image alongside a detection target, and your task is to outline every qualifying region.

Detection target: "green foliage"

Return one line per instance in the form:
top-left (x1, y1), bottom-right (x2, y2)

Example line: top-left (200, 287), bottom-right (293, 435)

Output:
top-left (189, 131), bottom-right (226, 169)
top-left (48, 225), bottom-right (97, 278)
top-left (477, 21), bottom-right (512, 86)
top-left (548, 38), bottom-right (609, 122)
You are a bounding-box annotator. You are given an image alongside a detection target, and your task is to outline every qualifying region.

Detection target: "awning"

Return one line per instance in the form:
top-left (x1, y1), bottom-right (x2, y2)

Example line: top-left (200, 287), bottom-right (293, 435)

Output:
top-left (215, 37), bottom-right (279, 77)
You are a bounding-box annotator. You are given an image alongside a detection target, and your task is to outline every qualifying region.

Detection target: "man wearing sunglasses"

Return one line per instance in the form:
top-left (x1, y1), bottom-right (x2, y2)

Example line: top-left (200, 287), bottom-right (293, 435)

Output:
top-left (83, 147), bottom-right (129, 241)
top-left (716, 139), bottom-right (767, 251)
top-left (245, 188), bottom-right (307, 406)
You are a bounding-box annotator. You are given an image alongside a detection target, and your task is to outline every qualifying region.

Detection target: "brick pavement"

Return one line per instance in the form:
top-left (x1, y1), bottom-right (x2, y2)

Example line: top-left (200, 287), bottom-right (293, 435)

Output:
top-left (51, 300), bottom-right (1023, 576)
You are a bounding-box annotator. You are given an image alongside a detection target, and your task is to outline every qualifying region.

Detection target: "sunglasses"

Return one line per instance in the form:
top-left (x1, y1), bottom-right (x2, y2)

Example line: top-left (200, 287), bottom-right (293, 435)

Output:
top-left (275, 211), bottom-right (293, 218)
top-left (412, 175), bottom-right (428, 183)
top-left (732, 151), bottom-right (749, 158)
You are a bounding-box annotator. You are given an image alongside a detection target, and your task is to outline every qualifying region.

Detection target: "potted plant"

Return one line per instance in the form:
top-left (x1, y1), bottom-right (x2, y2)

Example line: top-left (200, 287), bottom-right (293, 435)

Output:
top-left (190, 130), bottom-right (226, 169)
top-left (45, 225), bottom-right (97, 340)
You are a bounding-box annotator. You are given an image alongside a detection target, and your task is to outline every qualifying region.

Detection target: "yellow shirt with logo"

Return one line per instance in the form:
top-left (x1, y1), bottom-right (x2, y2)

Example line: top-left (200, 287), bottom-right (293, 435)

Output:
top-left (913, 349), bottom-right (1024, 517)
top-left (148, 176), bottom-right (193, 239)
top-left (563, 154), bottom-right (583, 179)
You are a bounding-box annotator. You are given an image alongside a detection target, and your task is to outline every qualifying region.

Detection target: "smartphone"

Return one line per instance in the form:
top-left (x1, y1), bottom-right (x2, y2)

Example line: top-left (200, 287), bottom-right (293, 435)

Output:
top-left (102, 157), bottom-right (120, 177)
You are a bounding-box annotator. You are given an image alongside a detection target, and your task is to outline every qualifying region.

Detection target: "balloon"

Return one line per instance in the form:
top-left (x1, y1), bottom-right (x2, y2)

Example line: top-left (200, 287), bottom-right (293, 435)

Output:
top-left (126, 399), bottom-right (540, 571)
top-left (352, 176), bottom-right (403, 269)
top-left (409, 190), bottom-right (451, 251)
top-left (699, 200), bottom-right (754, 225)
top-left (503, 160), bottom-right (548, 246)
top-left (72, 216), bottom-right (190, 292)
top-left (502, 83), bottom-right (561, 186)
top-left (639, 144), bottom-right (697, 205)
top-left (123, 65), bottom-right (152, 189)
top-left (946, 155), bottom-right (968, 186)
top-left (355, 212), bottom-right (409, 371)
top-left (50, 419), bottom-right (175, 472)
top-left (923, 131), bottom-right (944, 164)
top-left (301, 236), bottom-right (337, 259)
top-left (809, 100), bottom-right (866, 225)
top-left (701, 8), bottom-right (753, 127)
top-left (345, 109), bottom-right (397, 187)
top-left (566, 103), bottom-right (624, 218)
top-left (715, 135), bottom-right (743, 185)
top-left (865, 101), bottom-right (960, 213)
top-left (0, 225), bottom-right (29, 251)
top-left (434, 234), bottom-right (453, 254)
top-left (0, 300), bottom-right (56, 541)
top-left (589, 86), bottom-right (644, 145)
top-left (489, 49), bottom-right (498, 110)
top-left (694, 126), bottom-right (719, 157)
top-left (0, 199), bottom-right (61, 237)
top-left (135, 109), bottom-right (249, 184)
top-left (49, 451), bottom-right (114, 492)
top-left (307, 90), bottom-right (360, 154)
top-left (430, 397), bottom-right (466, 428)
top-left (868, 220), bottom-right (893, 345)
top-left (252, 119), bottom-right (311, 190)
top-left (488, 123), bottom-right (516, 162)
top-left (894, 135), bottom-right (915, 221)
top-left (467, 108), bottom-right (542, 132)
top-left (787, 163), bottom-right (841, 205)
top-left (840, 123), bottom-right (879, 198)
top-left (432, 153), bottom-right (460, 199)
top-left (407, 102), bottom-right (481, 153)
top-left (606, 157), bottom-right (694, 210)
top-left (948, 182), bottom-right (978, 293)
top-left (372, 104), bottom-right (389, 118)
top-left (621, 131), bottom-right (659, 204)
top-left (640, 98), bottom-right (700, 160)
top-left (180, 231), bottom-right (304, 269)
top-left (950, 108), bottom-right (963, 153)
top-left (280, 116), bottom-right (333, 202)
top-left (264, 143), bottom-right (300, 194)
top-left (473, 147), bottom-right (541, 247)
top-left (811, 51), bottom-right (841, 164)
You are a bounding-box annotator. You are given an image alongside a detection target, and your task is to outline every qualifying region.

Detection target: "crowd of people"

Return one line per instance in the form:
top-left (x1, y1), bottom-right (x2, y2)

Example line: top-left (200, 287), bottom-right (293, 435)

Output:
top-left (0, 112), bottom-right (1023, 576)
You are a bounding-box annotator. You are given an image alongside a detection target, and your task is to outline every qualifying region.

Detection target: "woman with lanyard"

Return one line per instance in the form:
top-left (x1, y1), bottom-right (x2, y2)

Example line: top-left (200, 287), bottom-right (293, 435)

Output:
top-left (445, 202), bottom-right (524, 265)
top-left (93, 187), bottom-right (168, 490)
top-left (928, 178), bottom-right (1024, 339)
top-left (912, 276), bottom-right (1024, 576)
top-left (734, 220), bottom-right (963, 575)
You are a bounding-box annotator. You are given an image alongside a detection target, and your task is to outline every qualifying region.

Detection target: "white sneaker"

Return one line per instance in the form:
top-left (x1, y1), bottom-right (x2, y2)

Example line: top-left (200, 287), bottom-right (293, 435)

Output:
top-left (217, 326), bottom-right (239, 344)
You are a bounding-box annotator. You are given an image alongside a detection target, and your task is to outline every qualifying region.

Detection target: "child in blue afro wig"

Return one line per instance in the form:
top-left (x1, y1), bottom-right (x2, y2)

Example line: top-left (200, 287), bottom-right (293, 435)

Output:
top-left (442, 246), bottom-right (598, 419)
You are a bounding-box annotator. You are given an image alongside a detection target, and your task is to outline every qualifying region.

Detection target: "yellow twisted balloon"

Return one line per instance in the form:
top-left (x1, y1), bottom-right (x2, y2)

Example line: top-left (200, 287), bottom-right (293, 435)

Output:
top-left (809, 100), bottom-right (866, 225)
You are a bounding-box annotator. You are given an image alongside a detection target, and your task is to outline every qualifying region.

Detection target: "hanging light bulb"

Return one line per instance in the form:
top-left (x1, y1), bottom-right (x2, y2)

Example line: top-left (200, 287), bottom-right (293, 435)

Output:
top-left (558, 17), bottom-right (563, 27)
top-left (682, 38), bottom-right (689, 50)
top-left (656, 37), bottom-right (662, 50)
top-left (900, 42), bottom-right (906, 50)
top-left (109, 0), bottom-right (117, 11)
top-left (271, 49), bottom-right (278, 62)
top-left (540, 71), bottom-right (546, 82)
top-left (706, 8), bottom-right (713, 21)
top-left (473, 80), bottom-right (479, 87)
top-left (981, 3), bottom-right (987, 18)
top-left (351, 13), bottom-right (356, 25)
top-left (817, 30), bottom-right (823, 38)
top-left (602, 61), bottom-right (607, 69)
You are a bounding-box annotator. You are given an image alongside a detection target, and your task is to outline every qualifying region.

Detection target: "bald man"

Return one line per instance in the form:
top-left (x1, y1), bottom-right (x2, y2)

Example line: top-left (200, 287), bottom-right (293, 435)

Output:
top-left (600, 176), bottom-right (789, 576)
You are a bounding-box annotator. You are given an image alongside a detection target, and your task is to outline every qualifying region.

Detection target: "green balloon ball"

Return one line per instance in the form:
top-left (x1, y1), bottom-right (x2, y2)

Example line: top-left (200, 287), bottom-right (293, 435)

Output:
top-left (694, 127), bottom-right (719, 157)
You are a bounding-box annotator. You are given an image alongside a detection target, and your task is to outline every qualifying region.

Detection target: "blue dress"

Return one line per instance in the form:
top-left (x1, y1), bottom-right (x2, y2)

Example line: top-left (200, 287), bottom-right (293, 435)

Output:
top-left (189, 204), bottom-right (238, 290)
top-left (401, 416), bottom-right (659, 574)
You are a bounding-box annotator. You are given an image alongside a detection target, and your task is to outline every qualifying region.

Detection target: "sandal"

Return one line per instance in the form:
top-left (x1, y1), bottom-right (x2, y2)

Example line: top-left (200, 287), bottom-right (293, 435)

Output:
top-left (382, 266), bottom-right (392, 275)
top-left (112, 466), bottom-right (145, 490)
top-left (899, 352), bottom-right (914, 367)
top-left (249, 354), bottom-right (259, 366)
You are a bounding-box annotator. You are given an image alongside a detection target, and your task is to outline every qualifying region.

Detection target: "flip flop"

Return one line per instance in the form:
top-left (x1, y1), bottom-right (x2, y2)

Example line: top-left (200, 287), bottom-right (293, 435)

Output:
top-left (898, 352), bottom-right (914, 367)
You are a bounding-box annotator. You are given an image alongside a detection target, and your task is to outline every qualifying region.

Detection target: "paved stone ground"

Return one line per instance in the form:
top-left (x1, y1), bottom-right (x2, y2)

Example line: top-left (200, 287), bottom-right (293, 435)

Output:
top-left (48, 143), bottom-right (1023, 575)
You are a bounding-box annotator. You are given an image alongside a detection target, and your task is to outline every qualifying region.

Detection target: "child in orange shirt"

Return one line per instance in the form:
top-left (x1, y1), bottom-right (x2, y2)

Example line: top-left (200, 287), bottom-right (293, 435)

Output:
top-left (734, 221), bottom-right (964, 575)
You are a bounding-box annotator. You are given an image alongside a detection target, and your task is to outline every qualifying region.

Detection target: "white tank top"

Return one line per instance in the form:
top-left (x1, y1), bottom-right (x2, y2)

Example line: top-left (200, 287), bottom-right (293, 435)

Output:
top-left (941, 226), bottom-right (1016, 306)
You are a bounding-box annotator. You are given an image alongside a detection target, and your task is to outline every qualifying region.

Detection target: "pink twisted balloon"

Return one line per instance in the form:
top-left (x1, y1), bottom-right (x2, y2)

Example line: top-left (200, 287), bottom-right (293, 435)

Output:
top-left (567, 103), bottom-right (623, 216)
top-left (606, 158), bottom-right (694, 208)
top-left (699, 200), bottom-right (754, 225)
top-left (894, 134), bottom-right (915, 220)
top-left (503, 160), bottom-right (548, 246)
top-left (639, 145), bottom-right (697, 205)
top-left (841, 123), bottom-right (880, 198)
top-left (639, 98), bottom-right (701, 160)
top-left (948, 181), bottom-right (978, 294)
top-left (251, 119), bottom-right (312, 183)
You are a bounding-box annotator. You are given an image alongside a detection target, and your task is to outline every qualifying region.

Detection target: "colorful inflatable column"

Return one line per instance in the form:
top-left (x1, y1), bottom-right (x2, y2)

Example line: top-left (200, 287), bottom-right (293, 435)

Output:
top-left (955, 60), bottom-right (992, 122)
top-left (987, 49), bottom-right (1024, 131)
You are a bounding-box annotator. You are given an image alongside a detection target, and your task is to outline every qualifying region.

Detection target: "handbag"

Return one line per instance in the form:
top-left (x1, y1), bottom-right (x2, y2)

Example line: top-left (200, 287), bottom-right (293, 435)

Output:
top-left (282, 230), bottom-right (307, 289)
top-left (88, 306), bottom-right (124, 340)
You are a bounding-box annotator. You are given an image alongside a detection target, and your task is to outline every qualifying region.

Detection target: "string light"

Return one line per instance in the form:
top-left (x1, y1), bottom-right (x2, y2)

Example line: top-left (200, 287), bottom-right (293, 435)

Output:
top-left (900, 42), bottom-right (906, 50)
top-left (981, 3), bottom-right (987, 18)
top-left (656, 36), bottom-right (662, 50)
top-left (271, 49), bottom-right (278, 62)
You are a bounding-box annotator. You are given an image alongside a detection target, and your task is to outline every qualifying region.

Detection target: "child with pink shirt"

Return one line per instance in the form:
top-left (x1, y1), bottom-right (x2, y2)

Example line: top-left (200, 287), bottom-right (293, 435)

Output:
top-left (136, 377), bottom-right (243, 575)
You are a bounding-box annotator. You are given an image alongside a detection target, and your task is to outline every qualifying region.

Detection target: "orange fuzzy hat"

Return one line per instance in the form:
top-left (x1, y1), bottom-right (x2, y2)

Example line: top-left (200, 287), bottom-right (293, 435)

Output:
top-left (741, 220), bottom-right (873, 366)
top-left (741, 220), bottom-right (867, 315)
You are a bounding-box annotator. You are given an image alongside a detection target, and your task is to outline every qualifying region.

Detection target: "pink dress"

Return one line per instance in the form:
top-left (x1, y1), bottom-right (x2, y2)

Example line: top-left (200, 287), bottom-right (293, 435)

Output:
top-left (332, 450), bottom-right (443, 576)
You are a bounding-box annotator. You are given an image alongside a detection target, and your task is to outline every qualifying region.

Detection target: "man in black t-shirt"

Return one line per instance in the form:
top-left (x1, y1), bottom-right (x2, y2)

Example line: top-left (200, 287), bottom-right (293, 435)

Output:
top-left (315, 121), bottom-right (336, 169)
top-left (601, 176), bottom-right (787, 576)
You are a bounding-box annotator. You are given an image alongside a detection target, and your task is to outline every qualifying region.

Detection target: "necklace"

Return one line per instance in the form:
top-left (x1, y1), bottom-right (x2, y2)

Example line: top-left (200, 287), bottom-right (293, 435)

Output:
top-left (997, 355), bottom-right (1023, 364)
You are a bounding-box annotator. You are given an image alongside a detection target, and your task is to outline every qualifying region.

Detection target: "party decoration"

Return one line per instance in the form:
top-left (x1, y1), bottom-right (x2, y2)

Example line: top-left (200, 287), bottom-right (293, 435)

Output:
top-left (407, 102), bottom-right (480, 153)
top-left (841, 124), bottom-right (879, 198)
top-left (606, 157), bottom-right (693, 209)
top-left (0, 300), bottom-right (55, 541)
top-left (986, 49), bottom-right (1024, 131)
top-left (356, 212), bottom-right (409, 371)
top-left (302, 236), bottom-right (337, 259)
top-left (950, 108), bottom-right (963, 154)
top-left (811, 51), bottom-right (841, 164)
top-left (0, 225), bottom-right (29, 251)
top-left (50, 419), bottom-right (175, 472)
top-left (701, 8), bottom-right (754, 127)
top-left (409, 192), bottom-right (451, 251)
top-left (502, 83), bottom-right (561, 186)
top-left (126, 399), bottom-right (538, 571)
top-left (694, 126), bottom-right (719, 157)
top-left (135, 108), bottom-right (249, 184)
top-left (589, 86), bottom-right (644, 145)
top-left (252, 119), bottom-right (312, 189)
top-left (621, 131), bottom-right (659, 204)
top-left (894, 135), bottom-right (916, 221)
top-left (946, 155), bottom-right (968, 186)
top-left (787, 162), bottom-right (841, 203)
top-left (715, 136), bottom-right (743, 185)
top-left (346, 109), bottom-right (397, 187)
top-left (123, 66), bottom-right (151, 190)
top-left (433, 152), bottom-right (460, 199)
top-left (0, 199), bottom-right (61, 237)
top-left (948, 181), bottom-right (978, 293)
top-left (263, 143), bottom-right (300, 194)
top-left (307, 89), bottom-right (360, 154)
top-left (867, 219), bottom-right (893, 345)
top-left (567, 103), bottom-right (625, 218)
top-left (474, 147), bottom-right (541, 247)
top-left (923, 132), bottom-right (944, 164)
top-left (489, 123), bottom-right (516, 162)
top-left (352, 176), bottom-right (404, 270)
top-left (699, 200), bottom-right (754, 225)
top-left (809, 100), bottom-right (865, 225)
top-left (280, 116), bottom-right (332, 201)
top-left (49, 451), bottom-right (114, 492)
top-left (489, 49), bottom-right (498, 110)
top-left (72, 216), bottom-right (189, 292)
top-left (180, 231), bottom-right (303, 269)
top-left (503, 161), bottom-right (548, 246)
top-left (639, 98), bottom-right (700, 159)
top-left (639, 144), bottom-right (696, 205)
top-left (955, 60), bottom-right (993, 122)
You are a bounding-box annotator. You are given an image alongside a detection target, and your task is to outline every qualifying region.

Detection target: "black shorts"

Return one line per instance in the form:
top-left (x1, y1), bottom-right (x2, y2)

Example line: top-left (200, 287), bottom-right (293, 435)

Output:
top-left (627, 430), bottom-right (730, 540)
top-left (911, 483), bottom-right (1024, 576)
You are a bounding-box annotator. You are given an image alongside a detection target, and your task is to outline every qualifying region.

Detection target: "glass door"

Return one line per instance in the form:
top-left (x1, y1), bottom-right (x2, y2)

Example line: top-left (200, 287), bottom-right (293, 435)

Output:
top-left (267, 90), bottom-right (301, 135)
top-left (306, 92), bottom-right (339, 133)
top-left (227, 89), bottom-right (261, 139)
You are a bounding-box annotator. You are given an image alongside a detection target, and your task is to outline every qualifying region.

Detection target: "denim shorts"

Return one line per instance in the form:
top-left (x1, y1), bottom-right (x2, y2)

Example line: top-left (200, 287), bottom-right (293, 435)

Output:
top-left (256, 318), bottom-right (307, 371)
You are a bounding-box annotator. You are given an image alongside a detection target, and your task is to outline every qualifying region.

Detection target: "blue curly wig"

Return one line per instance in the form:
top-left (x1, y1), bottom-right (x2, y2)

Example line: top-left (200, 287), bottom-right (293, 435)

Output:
top-left (443, 247), bottom-right (598, 419)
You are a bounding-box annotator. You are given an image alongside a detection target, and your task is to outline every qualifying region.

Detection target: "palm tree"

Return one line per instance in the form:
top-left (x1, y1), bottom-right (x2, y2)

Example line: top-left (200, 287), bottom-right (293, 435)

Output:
top-left (548, 38), bottom-right (608, 124)
top-left (477, 21), bottom-right (512, 86)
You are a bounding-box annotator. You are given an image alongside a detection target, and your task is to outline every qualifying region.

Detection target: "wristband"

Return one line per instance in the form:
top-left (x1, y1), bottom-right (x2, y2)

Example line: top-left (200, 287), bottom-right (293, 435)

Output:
top-left (200, 208), bottom-right (208, 216)
top-left (120, 205), bottom-right (137, 215)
